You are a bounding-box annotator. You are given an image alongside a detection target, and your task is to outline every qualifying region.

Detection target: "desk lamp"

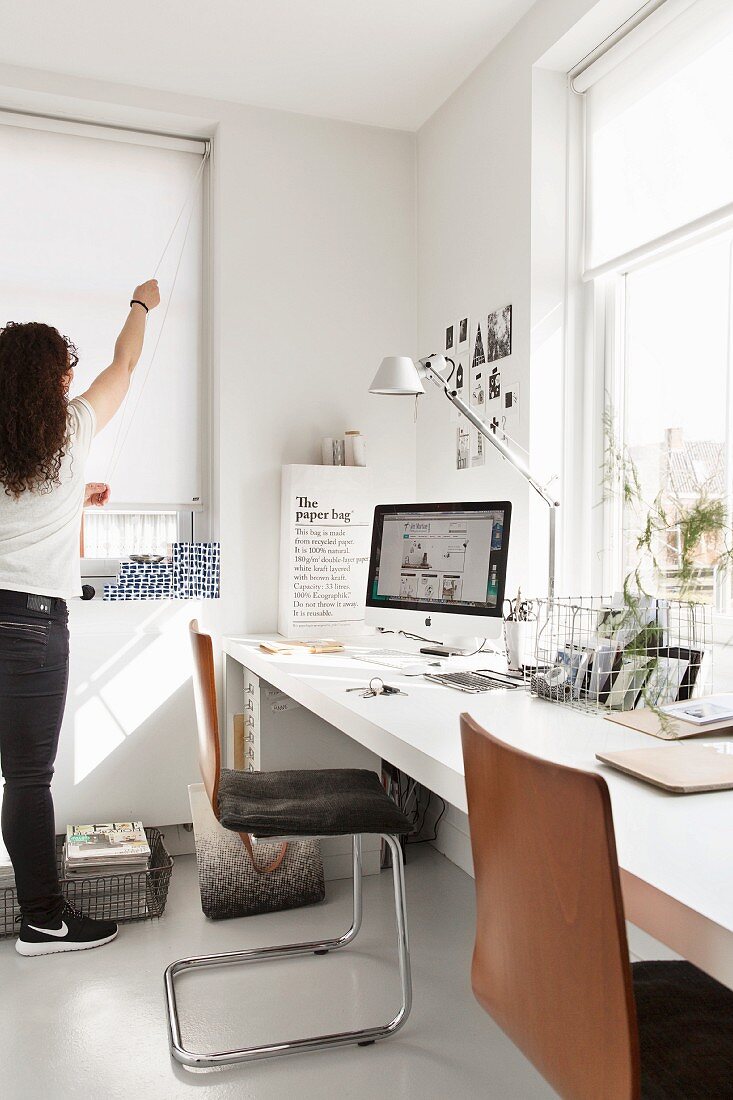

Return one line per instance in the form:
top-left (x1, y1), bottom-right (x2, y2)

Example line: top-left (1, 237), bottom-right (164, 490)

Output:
top-left (369, 355), bottom-right (559, 599)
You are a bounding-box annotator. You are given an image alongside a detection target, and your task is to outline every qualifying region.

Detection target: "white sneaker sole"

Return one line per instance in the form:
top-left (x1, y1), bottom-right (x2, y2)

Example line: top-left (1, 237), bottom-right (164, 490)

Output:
top-left (15, 928), bottom-right (118, 957)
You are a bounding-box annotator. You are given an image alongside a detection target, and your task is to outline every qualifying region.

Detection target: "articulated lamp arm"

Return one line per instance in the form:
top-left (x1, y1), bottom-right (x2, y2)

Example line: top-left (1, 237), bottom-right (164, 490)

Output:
top-left (420, 357), bottom-right (559, 599)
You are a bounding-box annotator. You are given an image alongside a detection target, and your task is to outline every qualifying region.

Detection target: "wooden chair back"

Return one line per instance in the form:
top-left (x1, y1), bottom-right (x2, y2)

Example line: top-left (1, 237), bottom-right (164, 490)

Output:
top-left (189, 619), bottom-right (221, 814)
top-left (460, 713), bottom-right (640, 1100)
top-left (187, 621), bottom-right (287, 874)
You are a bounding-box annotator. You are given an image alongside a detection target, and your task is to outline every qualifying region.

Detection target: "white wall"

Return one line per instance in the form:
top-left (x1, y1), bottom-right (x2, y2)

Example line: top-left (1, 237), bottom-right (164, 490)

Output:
top-left (212, 105), bottom-right (418, 635)
top-left (415, 0), bottom-right (638, 600)
top-left (0, 64), bottom-right (417, 825)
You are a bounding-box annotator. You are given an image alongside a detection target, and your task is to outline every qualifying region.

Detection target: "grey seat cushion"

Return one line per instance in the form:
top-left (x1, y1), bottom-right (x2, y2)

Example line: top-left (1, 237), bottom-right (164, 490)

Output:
top-left (217, 768), bottom-right (414, 838)
top-left (634, 960), bottom-right (733, 1099)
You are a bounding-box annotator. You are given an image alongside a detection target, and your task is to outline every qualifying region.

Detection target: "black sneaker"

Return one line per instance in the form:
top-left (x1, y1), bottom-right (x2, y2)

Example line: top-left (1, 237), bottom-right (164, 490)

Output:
top-left (16, 902), bottom-right (118, 957)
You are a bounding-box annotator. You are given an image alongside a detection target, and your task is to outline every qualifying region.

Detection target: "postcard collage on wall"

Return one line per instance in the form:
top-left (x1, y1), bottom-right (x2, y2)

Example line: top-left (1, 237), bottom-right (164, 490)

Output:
top-left (446, 305), bottom-right (514, 470)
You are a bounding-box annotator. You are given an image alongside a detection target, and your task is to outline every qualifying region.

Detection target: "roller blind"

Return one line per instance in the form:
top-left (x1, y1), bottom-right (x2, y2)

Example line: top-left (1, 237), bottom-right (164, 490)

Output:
top-left (583, 0), bottom-right (733, 276)
top-left (0, 115), bottom-right (206, 509)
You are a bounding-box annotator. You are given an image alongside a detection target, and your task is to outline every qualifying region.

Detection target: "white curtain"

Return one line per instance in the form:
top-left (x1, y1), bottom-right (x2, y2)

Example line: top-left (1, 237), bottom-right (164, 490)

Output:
top-left (583, 0), bottom-right (733, 274)
top-left (0, 117), bottom-right (205, 508)
top-left (83, 511), bottom-right (178, 558)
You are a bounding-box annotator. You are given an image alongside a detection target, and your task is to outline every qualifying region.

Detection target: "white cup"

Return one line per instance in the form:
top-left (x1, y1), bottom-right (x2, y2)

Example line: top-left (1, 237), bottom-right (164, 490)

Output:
top-left (504, 620), bottom-right (532, 672)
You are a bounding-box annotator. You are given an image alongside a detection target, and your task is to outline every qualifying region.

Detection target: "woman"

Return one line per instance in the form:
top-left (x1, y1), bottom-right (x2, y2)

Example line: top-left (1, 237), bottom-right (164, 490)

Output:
top-left (0, 280), bottom-right (160, 956)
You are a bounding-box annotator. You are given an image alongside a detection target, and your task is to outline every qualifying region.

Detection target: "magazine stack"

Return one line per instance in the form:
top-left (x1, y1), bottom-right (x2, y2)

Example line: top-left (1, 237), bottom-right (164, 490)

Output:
top-left (63, 822), bottom-right (151, 877)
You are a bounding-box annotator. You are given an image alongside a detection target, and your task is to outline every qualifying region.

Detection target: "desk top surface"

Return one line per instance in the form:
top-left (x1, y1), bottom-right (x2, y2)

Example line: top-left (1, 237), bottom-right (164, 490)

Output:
top-left (224, 634), bottom-right (733, 937)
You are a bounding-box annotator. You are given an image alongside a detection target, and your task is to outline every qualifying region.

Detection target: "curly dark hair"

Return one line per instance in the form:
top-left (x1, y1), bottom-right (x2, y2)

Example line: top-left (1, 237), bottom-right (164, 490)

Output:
top-left (0, 322), bottom-right (78, 498)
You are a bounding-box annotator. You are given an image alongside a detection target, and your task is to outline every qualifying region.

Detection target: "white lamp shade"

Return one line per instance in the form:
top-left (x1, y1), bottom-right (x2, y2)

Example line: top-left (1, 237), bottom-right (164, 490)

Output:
top-left (369, 356), bottom-right (425, 395)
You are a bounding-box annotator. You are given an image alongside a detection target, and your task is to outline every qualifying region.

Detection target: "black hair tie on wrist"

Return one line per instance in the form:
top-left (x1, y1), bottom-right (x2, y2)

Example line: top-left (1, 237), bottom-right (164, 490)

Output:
top-left (130, 298), bottom-right (149, 314)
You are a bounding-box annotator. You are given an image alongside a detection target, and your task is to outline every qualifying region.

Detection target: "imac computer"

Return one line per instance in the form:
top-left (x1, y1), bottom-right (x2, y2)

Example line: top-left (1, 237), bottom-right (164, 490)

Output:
top-left (365, 501), bottom-right (511, 655)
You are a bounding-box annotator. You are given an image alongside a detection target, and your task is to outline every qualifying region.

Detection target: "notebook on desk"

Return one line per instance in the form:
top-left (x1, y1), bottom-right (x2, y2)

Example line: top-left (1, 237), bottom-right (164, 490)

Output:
top-left (596, 743), bottom-right (733, 794)
top-left (605, 704), bottom-right (733, 741)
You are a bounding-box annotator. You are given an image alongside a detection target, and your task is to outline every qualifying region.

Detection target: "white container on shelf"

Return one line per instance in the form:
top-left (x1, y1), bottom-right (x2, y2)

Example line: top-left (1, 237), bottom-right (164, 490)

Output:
top-left (321, 437), bottom-right (345, 465)
top-left (332, 439), bottom-right (345, 465)
top-left (344, 430), bottom-right (366, 466)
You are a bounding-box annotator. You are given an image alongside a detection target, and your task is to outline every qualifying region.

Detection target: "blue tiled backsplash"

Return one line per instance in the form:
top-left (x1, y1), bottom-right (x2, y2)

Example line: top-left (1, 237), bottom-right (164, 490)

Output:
top-left (103, 542), bottom-right (220, 601)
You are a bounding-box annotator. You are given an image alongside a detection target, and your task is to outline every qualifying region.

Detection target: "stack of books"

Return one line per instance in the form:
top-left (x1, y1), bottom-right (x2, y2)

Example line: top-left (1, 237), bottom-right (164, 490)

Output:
top-left (63, 822), bottom-right (151, 878)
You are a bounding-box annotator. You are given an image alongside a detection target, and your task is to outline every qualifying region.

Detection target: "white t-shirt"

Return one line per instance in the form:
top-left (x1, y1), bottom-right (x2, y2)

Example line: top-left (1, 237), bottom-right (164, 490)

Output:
top-left (0, 396), bottom-right (96, 600)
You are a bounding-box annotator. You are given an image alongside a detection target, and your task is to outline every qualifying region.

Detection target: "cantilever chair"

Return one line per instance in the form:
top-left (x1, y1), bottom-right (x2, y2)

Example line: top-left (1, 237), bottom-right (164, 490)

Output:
top-left (164, 621), bottom-right (413, 1069)
top-left (460, 713), bottom-right (733, 1099)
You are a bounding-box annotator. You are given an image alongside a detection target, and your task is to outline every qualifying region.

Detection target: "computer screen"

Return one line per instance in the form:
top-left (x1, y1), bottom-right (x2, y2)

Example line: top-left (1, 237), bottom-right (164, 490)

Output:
top-left (366, 501), bottom-right (511, 620)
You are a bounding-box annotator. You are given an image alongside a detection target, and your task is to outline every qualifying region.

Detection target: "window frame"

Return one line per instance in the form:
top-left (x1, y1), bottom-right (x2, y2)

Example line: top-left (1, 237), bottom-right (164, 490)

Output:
top-left (591, 225), bottom-right (733, 625)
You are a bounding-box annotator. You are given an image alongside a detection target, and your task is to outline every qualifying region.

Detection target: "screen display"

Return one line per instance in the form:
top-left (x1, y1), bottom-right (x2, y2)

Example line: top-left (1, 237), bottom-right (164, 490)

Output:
top-left (366, 502), bottom-right (511, 617)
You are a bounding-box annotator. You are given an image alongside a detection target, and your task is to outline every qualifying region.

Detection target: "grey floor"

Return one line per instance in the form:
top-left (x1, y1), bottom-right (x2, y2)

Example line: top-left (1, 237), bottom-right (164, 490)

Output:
top-left (0, 845), bottom-right (555, 1100)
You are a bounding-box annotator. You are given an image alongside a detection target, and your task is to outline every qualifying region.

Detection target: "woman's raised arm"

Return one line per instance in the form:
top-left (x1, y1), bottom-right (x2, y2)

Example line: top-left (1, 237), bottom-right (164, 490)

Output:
top-left (81, 279), bottom-right (161, 433)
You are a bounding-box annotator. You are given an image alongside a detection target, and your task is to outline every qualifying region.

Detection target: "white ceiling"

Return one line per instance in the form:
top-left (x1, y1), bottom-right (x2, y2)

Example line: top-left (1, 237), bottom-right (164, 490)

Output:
top-left (0, 0), bottom-right (535, 131)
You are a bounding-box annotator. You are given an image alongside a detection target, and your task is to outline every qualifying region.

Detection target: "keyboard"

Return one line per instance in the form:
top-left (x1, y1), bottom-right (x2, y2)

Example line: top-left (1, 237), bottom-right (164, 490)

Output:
top-left (424, 671), bottom-right (519, 693)
top-left (351, 649), bottom-right (434, 673)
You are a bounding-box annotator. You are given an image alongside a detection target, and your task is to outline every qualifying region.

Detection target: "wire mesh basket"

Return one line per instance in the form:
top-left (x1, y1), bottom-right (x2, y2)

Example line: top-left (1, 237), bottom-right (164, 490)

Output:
top-left (526, 595), bottom-right (712, 715)
top-left (0, 826), bottom-right (172, 937)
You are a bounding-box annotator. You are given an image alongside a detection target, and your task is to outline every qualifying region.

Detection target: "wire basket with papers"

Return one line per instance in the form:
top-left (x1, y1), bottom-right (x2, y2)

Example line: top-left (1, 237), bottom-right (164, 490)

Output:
top-left (527, 595), bottom-right (711, 715)
top-left (0, 826), bottom-right (172, 937)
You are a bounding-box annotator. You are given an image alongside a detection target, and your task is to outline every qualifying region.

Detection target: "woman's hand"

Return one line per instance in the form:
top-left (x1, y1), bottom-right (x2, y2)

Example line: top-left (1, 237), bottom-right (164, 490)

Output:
top-left (84, 482), bottom-right (110, 507)
top-left (132, 279), bottom-right (161, 312)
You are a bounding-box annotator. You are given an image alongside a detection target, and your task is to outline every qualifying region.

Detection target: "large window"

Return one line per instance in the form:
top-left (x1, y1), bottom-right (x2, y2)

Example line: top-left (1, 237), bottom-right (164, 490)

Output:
top-left (0, 113), bottom-right (209, 570)
top-left (613, 230), bottom-right (732, 604)
top-left (575, 0), bottom-right (733, 608)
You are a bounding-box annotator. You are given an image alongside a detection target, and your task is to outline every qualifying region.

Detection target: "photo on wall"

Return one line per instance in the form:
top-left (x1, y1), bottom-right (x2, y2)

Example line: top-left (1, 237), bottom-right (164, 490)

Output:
top-left (457, 314), bottom-right (470, 353)
top-left (470, 320), bottom-right (486, 409)
top-left (504, 381), bottom-right (519, 416)
top-left (457, 419), bottom-right (470, 470)
top-left (471, 369), bottom-right (485, 407)
top-left (471, 426), bottom-right (485, 468)
top-left (453, 350), bottom-right (467, 394)
top-left (486, 304), bottom-right (512, 362)
top-left (445, 322), bottom-right (455, 354)
top-left (488, 365), bottom-right (501, 401)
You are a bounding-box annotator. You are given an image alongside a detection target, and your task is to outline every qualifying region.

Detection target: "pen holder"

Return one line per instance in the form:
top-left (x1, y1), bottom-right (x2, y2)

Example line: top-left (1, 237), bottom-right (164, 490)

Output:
top-left (504, 620), bottom-right (532, 673)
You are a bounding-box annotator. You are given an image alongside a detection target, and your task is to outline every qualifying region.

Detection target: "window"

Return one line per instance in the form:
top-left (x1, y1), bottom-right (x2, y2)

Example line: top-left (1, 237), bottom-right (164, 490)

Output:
top-left (82, 511), bottom-right (180, 559)
top-left (573, 0), bottom-right (733, 609)
top-left (616, 230), bottom-right (732, 605)
top-left (0, 113), bottom-right (209, 571)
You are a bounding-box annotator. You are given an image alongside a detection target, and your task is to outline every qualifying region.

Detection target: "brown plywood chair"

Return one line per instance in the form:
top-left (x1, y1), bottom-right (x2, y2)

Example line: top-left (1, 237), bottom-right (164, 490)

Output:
top-left (186, 617), bottom-right (285, 871)
top-left (460, 713), bottom-right (733, 1100)
top-left (164, 620), bottom-right (414, 1069)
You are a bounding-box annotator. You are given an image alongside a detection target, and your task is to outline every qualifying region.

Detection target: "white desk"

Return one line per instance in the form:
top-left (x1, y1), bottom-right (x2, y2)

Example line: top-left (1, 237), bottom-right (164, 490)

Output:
top-left (224, 634), bottom-right (733, 990)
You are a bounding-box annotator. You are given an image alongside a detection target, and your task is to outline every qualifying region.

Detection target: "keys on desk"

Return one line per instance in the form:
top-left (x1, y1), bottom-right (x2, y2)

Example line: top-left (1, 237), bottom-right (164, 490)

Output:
top-left (346, 677), bottom-right (408, 699)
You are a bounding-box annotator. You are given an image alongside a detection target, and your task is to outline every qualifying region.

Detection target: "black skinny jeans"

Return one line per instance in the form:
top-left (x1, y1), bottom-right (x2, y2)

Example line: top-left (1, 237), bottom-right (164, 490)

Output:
top-left (0, 588), bottom-right (68, 925)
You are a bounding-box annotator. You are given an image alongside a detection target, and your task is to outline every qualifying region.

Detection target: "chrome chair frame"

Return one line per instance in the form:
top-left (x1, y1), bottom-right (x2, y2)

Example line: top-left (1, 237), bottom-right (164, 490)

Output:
top-left (164, 833), bottom-right (411, 1068)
